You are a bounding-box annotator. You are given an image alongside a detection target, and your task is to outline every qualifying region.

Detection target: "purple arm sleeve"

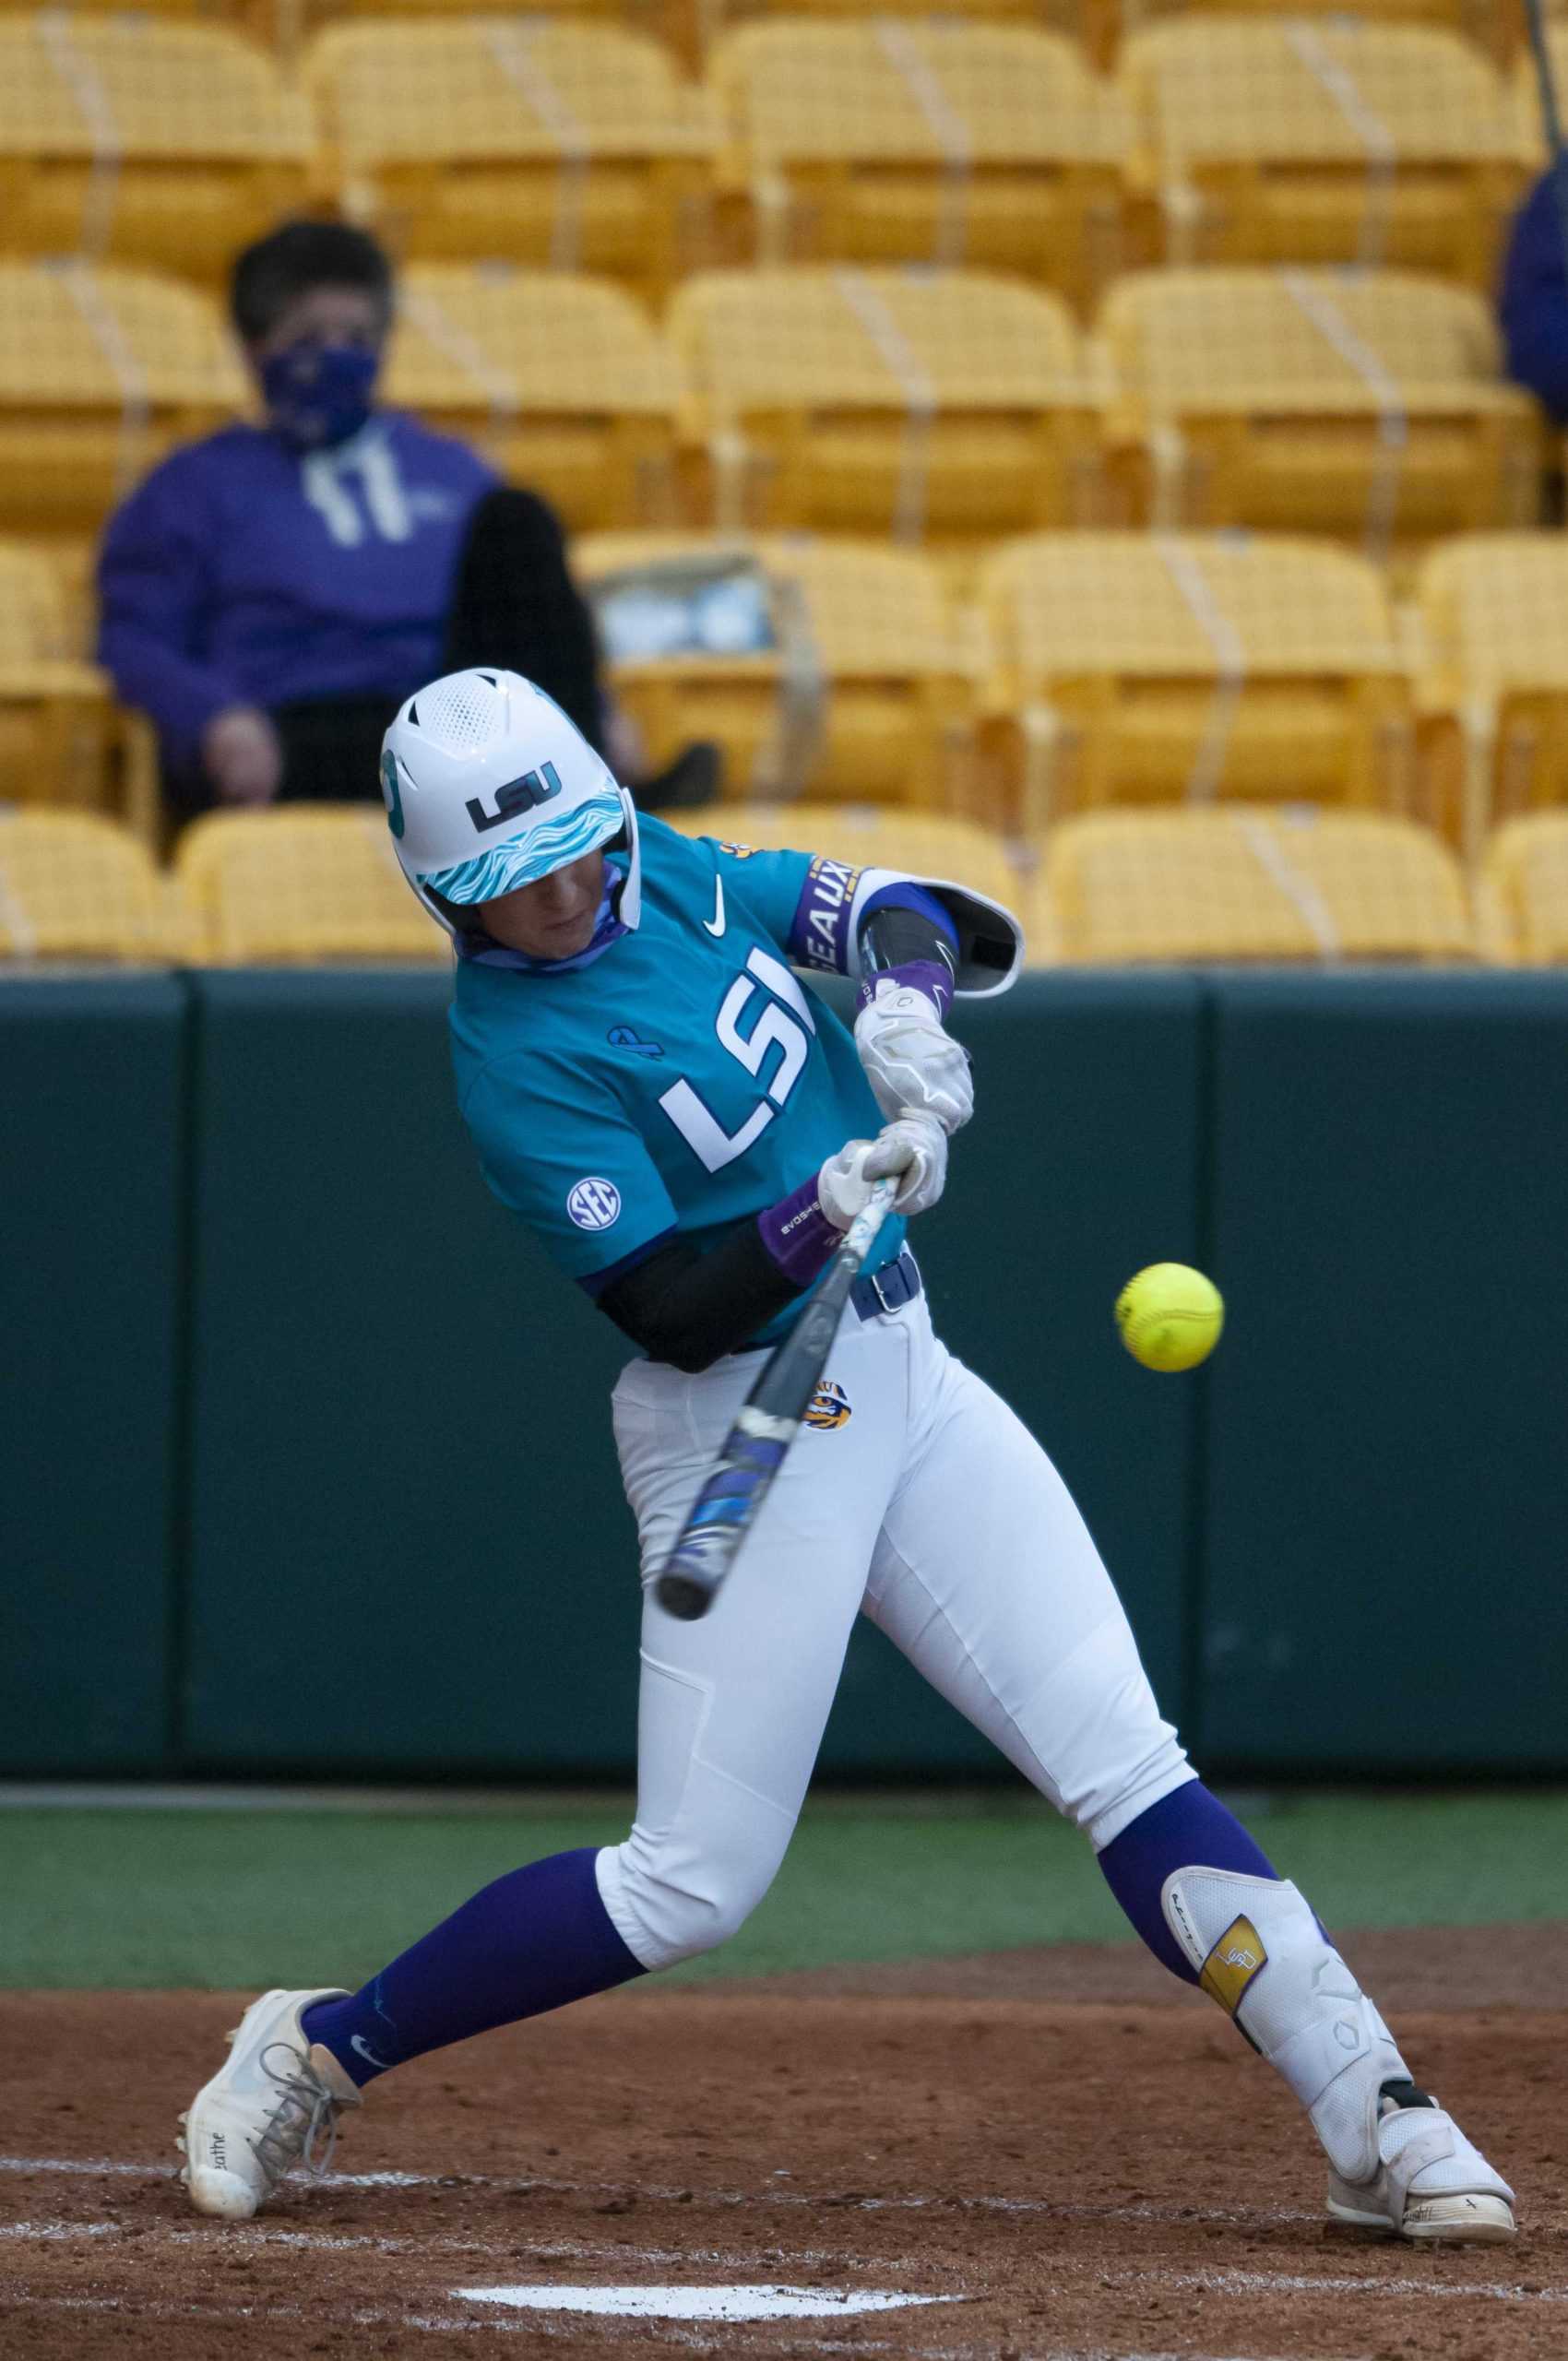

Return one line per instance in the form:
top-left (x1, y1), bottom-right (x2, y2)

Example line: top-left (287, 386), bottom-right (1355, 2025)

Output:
top-left (756, 1173), bottom-right (840, 1287)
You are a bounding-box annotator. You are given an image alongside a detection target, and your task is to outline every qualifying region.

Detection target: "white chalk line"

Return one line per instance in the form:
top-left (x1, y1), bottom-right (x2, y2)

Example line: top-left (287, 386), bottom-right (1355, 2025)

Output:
top-left (1105, 2264), bottom-right (1567, 2308)
top-left (3, 2207), bottom-right (1560, 2316)
top-left (0, 2153), bottom-right (1317, 2230)
top-left (0, 2220), bottom-right (119, 2240)
top-left (0, 2218), bottom-right (799, 2267)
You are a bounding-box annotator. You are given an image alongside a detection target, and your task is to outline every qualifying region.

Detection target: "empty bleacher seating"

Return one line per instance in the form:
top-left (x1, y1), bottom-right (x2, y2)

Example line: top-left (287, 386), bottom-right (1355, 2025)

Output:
top-left (0, 807), bottom-right (177, 960)
top-left (1123, 0), bottom-right (1530, 76)
top-left (297, 0), bottom-right (698, 71)
top-left (575, 530), bottom-right (976, 801)
top-left (709, 21), bottom-right (1130, 314)
top-left (385, 267), bottom-right (683, 530)
top-left (0, 538), bottom-right (117, 813)
top-left (1099, 267), bottom-right (1544, 558)
top-left (1476, 811), bottom-right (1568, 961)
top-left (1045, 804), bottom-right (1473, 962)
top-left (979, 530), bottom-right (1414, 831)
top-left (176, 806), bottom-right (449, 964)
top-left (0, 18), bottom-right (310, 285)
top-left (1119, 19), bottom-right (1526, 291)
top-left (0, 263), bottom-right (245, 539)
top-left (305, 19), bottom-right (719, 301)
top-left (669, 266), bottom-right (1104, 540)
top-left (1417, 532), bottom-right (1568, 867)
top-left (716, 0), bottom-right (1118, 73)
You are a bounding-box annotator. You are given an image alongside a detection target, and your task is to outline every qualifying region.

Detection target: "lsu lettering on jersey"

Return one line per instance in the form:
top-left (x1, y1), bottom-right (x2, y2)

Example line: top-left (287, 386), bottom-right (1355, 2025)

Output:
top-left (450, 817), bottom-right (905, 1346)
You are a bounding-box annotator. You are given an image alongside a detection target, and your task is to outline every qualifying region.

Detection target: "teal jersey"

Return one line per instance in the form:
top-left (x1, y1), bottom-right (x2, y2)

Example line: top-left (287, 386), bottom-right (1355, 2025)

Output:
top-left (450, 816), bottom-right (905, 1344)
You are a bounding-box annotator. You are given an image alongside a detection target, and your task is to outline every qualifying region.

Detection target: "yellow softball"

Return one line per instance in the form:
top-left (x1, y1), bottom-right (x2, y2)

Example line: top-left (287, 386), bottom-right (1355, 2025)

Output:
top-left (1115, 1263), bottom-right (1224, 1372)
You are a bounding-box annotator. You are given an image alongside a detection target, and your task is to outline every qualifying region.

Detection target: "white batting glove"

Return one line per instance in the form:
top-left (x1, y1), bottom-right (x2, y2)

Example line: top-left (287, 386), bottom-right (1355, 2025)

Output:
top-left (817, 1116), bottom-right (947, 1229)
top-left (854, 979), bottom-right (973, 1135)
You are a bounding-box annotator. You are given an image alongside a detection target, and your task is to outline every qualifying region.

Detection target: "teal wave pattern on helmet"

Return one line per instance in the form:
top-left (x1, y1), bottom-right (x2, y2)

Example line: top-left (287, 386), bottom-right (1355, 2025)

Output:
top-left (422, 784), bottom-right (624, 906)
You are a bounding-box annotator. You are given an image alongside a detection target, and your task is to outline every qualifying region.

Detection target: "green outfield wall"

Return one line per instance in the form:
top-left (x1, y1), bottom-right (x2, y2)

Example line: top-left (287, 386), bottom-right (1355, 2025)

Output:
top-left (5, 967), bottom-right (1566, 1781)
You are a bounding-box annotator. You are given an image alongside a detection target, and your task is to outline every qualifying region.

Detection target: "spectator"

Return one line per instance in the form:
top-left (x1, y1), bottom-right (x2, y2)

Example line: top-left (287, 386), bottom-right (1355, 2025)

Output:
top-left (98, 220), bottom-right (714, 816)
top-left (1501, 165), bottom-right (1568, 424)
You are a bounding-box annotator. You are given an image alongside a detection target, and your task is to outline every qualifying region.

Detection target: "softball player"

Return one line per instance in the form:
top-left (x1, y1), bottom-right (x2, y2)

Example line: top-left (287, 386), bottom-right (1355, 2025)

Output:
top-left (181, 669), bottom-right (1515, 2247)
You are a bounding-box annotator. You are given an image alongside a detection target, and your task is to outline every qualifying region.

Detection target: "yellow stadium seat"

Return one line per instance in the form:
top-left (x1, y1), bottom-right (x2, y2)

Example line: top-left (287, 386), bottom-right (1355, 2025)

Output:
top-left (1099, 267), bottom-right (1544, 561)
top-left (0, 18), bottom-right (310, 284)
top-left (0, 538), bottom-right (118, 812)
top-left (1046, 804), bottom-right (1472, 962)
top-left (670, 267), bottom-right (1104, 541)
top-left (0, 807), bottom-right (176, 959)
top-left (1123, 0), bottom-right (1533, 85)
top-left (176, 806), bottom-right (449, 965)
top-left (575, 531), bottom-right (977, 803)
top-left (385, 267), bottom-right (683, 531)
top-left (298, 0), bottom-right (701, 74)
top-left (708, 23), bottom-right (1129, 316)
top-left (1476, 811), bottom-right (1568, 961)
top-left (716, 0), bottom-right (1118, 75)
top-left (979, 530), bottom-right (1414, 833)
top-left (1516, 21), bottom-right (1568, 154)
top-left (0, 263), bottom-right (245, 539)
top-left (661, 797), bottom-right (1023, 911)
top-left (0, 0), bottom-right (274, 38)
top-left (1120, 20), bottom-right (1526, 293)
top-left (305, 19), bottom-right (718, 302)
top-left (1416, 531), bottom-right (1568, 869)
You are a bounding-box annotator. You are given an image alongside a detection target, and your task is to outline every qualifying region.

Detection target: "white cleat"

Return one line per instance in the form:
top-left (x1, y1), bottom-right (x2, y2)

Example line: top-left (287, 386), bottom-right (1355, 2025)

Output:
top-left (181, 1987), bottom-right (361, 2220)
top-left (1326, 2082), bottom-right (1516, 2245)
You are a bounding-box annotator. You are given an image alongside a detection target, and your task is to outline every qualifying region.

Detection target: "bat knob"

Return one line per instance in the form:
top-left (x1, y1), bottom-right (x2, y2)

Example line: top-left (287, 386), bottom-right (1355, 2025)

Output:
top-left (655, 1570), bottom-right (714, 1622)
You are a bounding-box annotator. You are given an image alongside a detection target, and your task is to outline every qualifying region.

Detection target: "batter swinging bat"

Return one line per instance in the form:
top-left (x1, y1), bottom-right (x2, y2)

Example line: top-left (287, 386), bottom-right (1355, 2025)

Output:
top-left (654, 1178), bottom-right (898, 1622)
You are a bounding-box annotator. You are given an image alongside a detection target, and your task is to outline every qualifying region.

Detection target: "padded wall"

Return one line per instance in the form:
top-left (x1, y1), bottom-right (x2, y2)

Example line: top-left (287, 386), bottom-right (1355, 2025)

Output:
top-left (8, 967), bottom-right (1568, 1780)
top-left (180, 970), bottom-right (641, 1775)
top-left (0, 977), bottom-right (185, 1773)
top-left (1202, 972), bottom-right (1568, 1770)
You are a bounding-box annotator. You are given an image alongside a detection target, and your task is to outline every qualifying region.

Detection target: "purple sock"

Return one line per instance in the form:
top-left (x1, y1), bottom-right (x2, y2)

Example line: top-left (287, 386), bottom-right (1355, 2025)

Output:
top-left (1097, 1781), bottom-right (1278, 1986)
top-left (301, 1845), bottom-right (644, 2087)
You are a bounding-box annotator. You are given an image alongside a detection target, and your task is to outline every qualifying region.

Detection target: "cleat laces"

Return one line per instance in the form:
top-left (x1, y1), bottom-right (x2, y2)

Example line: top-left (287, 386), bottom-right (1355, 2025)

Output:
top-left (249, 2039), bottom-right (347, 2190)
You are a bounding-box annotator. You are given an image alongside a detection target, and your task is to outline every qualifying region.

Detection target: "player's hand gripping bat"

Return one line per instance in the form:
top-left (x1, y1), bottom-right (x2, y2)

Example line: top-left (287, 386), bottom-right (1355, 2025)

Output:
top-left (653, 1178), bottom-right (897, 1622)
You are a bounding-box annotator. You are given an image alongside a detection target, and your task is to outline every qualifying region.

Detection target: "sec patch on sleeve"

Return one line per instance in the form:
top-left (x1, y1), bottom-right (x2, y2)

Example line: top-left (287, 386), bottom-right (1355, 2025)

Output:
top-left (567, 1177), bottom-right (623, 1231)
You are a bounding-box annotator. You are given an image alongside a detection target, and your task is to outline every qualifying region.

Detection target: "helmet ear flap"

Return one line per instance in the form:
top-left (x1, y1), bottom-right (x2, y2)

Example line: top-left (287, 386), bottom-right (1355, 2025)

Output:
top-left (614, 783), bottom-right (642, 930)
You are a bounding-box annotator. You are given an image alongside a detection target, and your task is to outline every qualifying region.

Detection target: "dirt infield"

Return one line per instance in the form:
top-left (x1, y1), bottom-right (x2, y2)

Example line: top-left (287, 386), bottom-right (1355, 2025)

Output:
top-left (3, 1928), bottom-right (1563, 2361)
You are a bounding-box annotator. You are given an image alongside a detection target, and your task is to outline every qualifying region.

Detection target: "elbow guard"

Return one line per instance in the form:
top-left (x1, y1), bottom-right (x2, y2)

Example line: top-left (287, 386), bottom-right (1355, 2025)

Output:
top-left (848, 867), bottom-right (1023, 997)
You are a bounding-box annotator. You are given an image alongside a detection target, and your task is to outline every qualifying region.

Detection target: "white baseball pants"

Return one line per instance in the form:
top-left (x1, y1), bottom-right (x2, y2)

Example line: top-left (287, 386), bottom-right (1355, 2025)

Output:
top-left (596, 1287), bottom-right (1193, 1973)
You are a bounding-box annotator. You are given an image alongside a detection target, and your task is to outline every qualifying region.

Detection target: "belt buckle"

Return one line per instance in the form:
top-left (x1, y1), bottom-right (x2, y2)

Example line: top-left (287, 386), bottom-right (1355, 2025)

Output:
top-left (868, 1257), bottom-right (901, 1315)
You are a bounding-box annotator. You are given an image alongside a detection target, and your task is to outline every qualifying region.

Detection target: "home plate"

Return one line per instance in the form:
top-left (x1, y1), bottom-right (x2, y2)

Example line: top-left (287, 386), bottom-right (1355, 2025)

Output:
top-left (455, 2284), bottom-right (954, 2321)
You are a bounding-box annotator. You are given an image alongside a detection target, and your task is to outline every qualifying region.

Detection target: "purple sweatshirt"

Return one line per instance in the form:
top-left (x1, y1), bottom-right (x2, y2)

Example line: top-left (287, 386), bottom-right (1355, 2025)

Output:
top-left (96, 411), bottom-right (497, 766)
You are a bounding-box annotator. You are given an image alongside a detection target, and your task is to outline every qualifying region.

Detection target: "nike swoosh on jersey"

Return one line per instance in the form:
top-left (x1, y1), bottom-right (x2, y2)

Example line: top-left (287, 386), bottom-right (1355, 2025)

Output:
top-left (350, 2034), bottom-right (392, 2070)
top-left (704, 875), bottom-right (726, 937)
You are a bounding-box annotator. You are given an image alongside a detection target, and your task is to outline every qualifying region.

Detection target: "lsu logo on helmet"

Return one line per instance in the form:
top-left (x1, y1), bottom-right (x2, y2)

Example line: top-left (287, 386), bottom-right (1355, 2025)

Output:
top-left (804, 1380), bottom-right (851, 1430)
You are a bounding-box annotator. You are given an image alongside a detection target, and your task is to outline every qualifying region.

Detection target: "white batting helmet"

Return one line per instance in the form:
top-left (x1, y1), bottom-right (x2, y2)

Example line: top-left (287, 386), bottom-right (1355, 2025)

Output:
top-left (381, 669), bottom-right (640, 934)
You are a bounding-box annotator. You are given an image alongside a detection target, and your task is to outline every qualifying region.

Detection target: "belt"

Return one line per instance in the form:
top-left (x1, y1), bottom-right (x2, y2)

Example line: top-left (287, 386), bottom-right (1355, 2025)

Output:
top-left (849, 1247), bottom-right (921, 1323)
